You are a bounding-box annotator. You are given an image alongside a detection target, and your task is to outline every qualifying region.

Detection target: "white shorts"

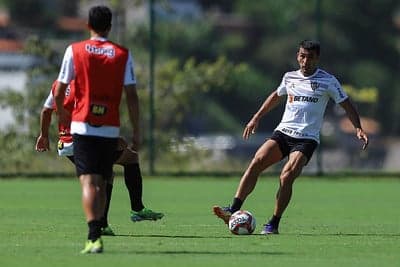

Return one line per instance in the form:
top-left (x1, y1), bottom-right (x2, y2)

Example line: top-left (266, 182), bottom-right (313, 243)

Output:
top-left (57, 141), bottom-right (74, 157)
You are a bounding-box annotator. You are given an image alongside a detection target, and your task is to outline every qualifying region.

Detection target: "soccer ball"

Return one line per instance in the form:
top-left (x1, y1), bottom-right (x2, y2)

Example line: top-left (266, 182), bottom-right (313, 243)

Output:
top-left (228, 210), bottom-right (256, 235)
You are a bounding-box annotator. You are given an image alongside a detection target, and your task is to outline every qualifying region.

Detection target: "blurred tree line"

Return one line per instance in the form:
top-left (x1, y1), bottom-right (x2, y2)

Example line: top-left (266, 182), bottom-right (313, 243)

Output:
top-left (0, 0), bottom-right (398, 173)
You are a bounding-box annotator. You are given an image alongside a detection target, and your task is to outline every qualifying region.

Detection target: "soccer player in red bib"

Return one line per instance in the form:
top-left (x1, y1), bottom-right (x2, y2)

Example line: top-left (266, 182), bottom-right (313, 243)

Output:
top-left (53, 5), bottom-right (140, 253)
top-left (36, 80), bottom-right (163, 236)
top-left (213, 40), bottom-right (369, 235)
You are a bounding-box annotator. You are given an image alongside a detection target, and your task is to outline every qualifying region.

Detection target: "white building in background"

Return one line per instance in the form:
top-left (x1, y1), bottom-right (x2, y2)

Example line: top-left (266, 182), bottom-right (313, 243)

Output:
top-left (0, 53), bottom-right (40, 130)
top-left (0, 70), bottom-right (26, 130)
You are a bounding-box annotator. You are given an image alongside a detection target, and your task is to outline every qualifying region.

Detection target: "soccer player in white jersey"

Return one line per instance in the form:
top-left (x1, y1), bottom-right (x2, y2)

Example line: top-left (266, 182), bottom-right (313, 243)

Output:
top-left (213, 40), bottom-right (369, 234)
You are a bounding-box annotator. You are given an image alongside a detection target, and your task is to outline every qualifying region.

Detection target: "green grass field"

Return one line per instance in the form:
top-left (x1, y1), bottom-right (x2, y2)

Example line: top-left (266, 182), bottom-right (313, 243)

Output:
top-left (0, 176), bottom-right (399, 267)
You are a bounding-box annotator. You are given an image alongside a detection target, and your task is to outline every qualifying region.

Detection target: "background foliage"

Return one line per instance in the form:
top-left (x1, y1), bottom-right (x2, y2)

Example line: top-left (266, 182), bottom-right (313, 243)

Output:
top-left (0, 0), bottom-right (398, 174)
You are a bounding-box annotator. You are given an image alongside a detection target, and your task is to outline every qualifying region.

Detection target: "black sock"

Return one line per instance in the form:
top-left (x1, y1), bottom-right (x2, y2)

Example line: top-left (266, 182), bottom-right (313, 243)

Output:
top-left (100, 182), bottom-right (113, 228)
top-left (88, 220), bottom-right (102, 241)
top-left (230, 197), bottom-right (243, 213)
top-left (268, 215), bottom-right (281, 227)
top-left (124, 163), bottom-right (145, 212)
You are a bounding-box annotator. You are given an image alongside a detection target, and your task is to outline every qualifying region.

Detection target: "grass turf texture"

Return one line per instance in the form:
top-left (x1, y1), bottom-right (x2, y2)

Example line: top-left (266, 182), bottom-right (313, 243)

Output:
top-left (0, 176), bottom-right (399, 267)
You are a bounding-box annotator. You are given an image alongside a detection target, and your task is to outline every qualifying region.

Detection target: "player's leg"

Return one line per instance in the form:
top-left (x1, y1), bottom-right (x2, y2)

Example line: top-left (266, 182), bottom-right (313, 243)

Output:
top-left (275, 151), bottom-right (307, 217)
top-left (115, 138), bottom-right (144, 212)
top-left (99, 173), bottom-right (116, 236)
top-left (74, 134), bottom-right (117, 253)
top-left (261, 151), bottom-right (307, 234)
top-left (115, 141), bottom-right (164, 222)
top-left (213, 139), bottom-right (282, 224)
top-left (78, 172), bottom-right (106, 254)
top-left (235, 139), bottom-right (283, 202)
top-left (79, 173), bottom-right (107, 230)
top-left (124, 163), bottom-right (144, 211)
top-left (124, 163), bottom-right (164, 221)
top-left (73, 134), bottom-right (104, 252)
top-left (262, 138), bottom-right (317, 235)
top-left (114, 145), bottom-right (144, 211)
top-left (99, 148), bottom-right (123, 236)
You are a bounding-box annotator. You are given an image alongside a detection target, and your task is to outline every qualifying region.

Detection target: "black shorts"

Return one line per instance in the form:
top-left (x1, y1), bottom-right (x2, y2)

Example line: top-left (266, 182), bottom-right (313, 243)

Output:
top-left (72, 134), bottom-right (119, 179)
top-left (270, 130), bottom-right (318, 163)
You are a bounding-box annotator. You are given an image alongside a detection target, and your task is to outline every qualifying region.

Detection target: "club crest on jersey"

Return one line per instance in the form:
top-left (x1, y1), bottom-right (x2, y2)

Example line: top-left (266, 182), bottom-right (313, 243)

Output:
top-left (90, 104), bottom-right (107, 116)
top-left (310, 81), bottom-right (319, 91)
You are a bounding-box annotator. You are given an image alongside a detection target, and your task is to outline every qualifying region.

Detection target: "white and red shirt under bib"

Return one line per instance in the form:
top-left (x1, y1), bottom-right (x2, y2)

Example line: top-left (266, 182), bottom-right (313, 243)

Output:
top-left (57, 37), bottom-right (136, 138)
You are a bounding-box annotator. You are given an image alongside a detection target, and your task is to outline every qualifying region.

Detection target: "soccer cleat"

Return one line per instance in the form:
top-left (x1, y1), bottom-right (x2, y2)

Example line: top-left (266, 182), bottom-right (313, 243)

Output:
top-left (212, 205), bottom-right (232, 224)
top-left (80, 238), bottom-right (103, 254)
top-left (101, 225), bottom-right (115, 236)
top-left (130, 208), bottom-right (164, 222)
top-left (260, 223), bottom-right (279, 235)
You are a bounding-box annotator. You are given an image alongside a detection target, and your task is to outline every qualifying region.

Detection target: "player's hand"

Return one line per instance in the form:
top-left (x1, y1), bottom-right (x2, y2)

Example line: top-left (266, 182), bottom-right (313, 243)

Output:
top-left (243, 119), bottom-right (259, 140)
top-left (131, 132), bottom-right (140, 152)
top-left (35, 135), bottom-right (50, 152)
top-left (356, 128), bottom-right (369, 150)
top-left (117, 137), bottom-right (128, 151)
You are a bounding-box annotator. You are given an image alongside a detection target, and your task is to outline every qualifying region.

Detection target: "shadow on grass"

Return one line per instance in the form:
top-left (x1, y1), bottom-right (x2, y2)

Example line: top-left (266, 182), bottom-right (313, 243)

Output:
top-left (115, 234), bottom-right (234, 239)
top-left (117, 250), bottom-right (287, 255)
top-left (114, 233), bottom-right (400, 238)
top-left (292, 233), bottom-right (400, 237)
top-left (109, 234), bottom-right (288, 255)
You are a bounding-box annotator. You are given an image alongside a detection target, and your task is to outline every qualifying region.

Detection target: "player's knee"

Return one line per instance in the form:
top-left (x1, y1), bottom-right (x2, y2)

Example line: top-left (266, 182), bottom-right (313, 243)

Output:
top-left (279, 168), bottom-right (299, 185)
top-left (250, 155), bottom-right (266, 170)
top-left (114, 148), bottom-right (138, 166)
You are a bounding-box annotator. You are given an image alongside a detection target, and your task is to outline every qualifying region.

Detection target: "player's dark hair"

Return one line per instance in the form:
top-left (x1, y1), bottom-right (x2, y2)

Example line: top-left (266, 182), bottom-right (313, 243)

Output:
top-left (299, 40), bottom-right (320, 56)
top-left (88, 5), bottom-right (112, 33)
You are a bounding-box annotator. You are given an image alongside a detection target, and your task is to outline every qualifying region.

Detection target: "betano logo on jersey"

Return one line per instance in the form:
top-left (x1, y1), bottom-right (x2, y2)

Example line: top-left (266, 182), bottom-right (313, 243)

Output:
top-left (288, 94), bottom-right (319, 103)
top-left (85, 44), bottom-right (115, 58)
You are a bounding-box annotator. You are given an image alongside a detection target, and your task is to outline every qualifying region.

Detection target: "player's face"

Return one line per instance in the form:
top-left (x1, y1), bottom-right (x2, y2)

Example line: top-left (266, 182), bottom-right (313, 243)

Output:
top-left (297, 47), bottom-right (319, 76)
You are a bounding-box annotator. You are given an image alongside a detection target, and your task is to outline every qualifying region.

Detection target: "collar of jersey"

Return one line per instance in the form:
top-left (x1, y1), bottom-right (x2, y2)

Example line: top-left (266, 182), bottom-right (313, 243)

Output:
top-left (90, 37), bottom-right (108, 42)
top-left (297, 68), bottom-right (320, 78)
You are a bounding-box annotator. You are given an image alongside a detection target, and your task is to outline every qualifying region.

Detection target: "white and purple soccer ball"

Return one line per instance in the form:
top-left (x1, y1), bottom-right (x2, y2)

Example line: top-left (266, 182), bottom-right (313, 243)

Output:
top-left (228, 210), bottom-right (256, 235)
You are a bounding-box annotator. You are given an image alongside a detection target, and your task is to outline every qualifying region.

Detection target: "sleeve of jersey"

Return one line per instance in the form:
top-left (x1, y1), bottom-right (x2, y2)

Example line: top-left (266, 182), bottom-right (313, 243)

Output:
top-left (43, 90), bottom-right (55, 109)
top-left (329, 77), bottom-right (348, 104)
top-left (276, 74), bottom-right (287, 96)
top-left (57, 45), bottom-right (74, 84)
top-left (124, 52), bottom-right (136, 86)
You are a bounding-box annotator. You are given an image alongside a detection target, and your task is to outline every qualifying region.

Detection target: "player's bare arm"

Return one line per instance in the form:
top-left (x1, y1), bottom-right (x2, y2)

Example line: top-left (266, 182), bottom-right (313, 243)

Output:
top-left (339, 98), bottom-right (369, 150)
top-left (243, 91), bottom-right (282, 140)
top-left (35, 107), bottom-right (53, 152)
top-left (54, 82), bottom-right (70, 126)
top-left (125, 84), bottom-right (140, 150)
